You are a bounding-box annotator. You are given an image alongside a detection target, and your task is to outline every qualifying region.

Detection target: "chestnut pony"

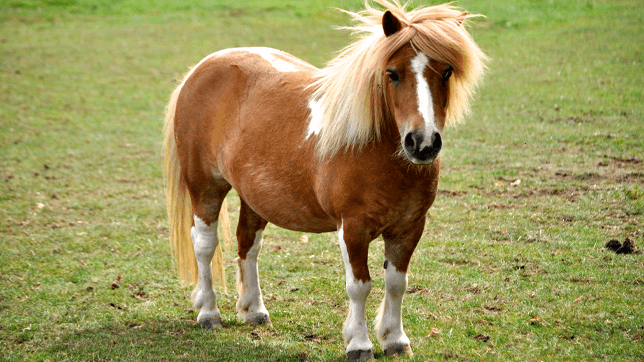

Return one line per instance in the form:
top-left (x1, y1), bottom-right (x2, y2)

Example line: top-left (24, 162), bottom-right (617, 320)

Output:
top-left (164, 1), bottom-right (486, 359)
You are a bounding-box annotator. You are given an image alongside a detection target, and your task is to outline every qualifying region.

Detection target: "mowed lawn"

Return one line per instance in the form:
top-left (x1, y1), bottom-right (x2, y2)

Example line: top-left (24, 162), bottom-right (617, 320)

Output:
top-left (1, 0), bottom-right (643, 361)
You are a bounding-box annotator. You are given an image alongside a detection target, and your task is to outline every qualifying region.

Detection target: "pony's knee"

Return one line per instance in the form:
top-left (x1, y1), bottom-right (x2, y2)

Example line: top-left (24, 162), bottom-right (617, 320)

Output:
top-left (191, 216), bottom-right (219, 259)
top-left (384, 260), bottom-right (407, 297)
top-left (345, 278), bottom-right (371, 301)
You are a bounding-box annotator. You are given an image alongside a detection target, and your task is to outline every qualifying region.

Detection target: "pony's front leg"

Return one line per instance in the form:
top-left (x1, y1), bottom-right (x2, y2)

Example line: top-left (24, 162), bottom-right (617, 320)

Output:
top-left (375, 221), bottom-right (425, 357)
top-left (338, 222), bottom-right (373, 361)
top-left (191, 216), bottom-right (222, 329)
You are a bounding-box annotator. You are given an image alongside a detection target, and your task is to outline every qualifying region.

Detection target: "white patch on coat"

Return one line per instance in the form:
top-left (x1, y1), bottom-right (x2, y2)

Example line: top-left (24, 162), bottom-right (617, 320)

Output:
top-left (218, 47), bottom-right (309, 73)
top-left (306, 98), bottom-right (324, 139)
top-left (411, 53), bottom-right (439, 142)
top-left (255, 49), bottom-right (301, 73)
top-left (236, 230), bottom-right (269, 322)
top-left (374, 260), bottom-right (411, 350)
top-left (183, 48), bottom-right (309, 90)
top-left (191, 216), bottom-right (221, 323)
top-left (338, 223), bottom-right (373, 353)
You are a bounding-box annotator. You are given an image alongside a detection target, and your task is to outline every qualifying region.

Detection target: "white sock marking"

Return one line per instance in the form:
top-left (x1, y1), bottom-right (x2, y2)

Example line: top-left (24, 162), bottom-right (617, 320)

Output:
top-left (191, 216), bottom-right (220, 323)
top-left (375, 261), bottom-right (410, 349)
top-left (236, 230), bottom-right (269, 321)
top-left (338, 223), bottom-right (373, 353)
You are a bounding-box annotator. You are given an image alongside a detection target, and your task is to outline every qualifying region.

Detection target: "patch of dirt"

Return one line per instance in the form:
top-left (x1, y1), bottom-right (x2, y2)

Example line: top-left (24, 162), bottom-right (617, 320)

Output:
top-left (131, 291), bottom-right (147, 299)
top-left (483, 184), bottom-right (589, 203)
top-left (406, 286), bottom-right (431, 295)
top-left (554, 170), bottom-right (604, 182)
top-left (617, 172), bottom-right (644, 183)
top-left (484, 305), bottom-right (502, 312)
top-left (463, 283), bottom-right (487, 294)
top-left (303, 299), bottom-right (324, 306)
top-left (303, 333), bottom-right (324, 343)
top-left (474, 334), bottom-right (490, 342)
top-left (439, 258), bottom-right (479, 266)
top-left (486, 202), bottom-right (513, 210)
top-left (601, 156), bottom-right (643, 169)
top-left (569, 277), bottom-right (596, 284)
top-left (487, 162), bottom-right (644, 203)
top-left (438, 189), bottom-right (468, 198)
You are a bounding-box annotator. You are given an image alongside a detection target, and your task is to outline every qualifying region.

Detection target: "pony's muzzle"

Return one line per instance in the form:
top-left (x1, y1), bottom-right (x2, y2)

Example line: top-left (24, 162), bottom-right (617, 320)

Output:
top-left (403, 130), bottom-right (442, 164)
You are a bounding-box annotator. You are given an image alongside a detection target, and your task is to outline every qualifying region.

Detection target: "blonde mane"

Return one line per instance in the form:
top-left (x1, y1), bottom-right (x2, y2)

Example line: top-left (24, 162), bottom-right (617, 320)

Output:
top-left (309, 0), bottom-right (488, 159)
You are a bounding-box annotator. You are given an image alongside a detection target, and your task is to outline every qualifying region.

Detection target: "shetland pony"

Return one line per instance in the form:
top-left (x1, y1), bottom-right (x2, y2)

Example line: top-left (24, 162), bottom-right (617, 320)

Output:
top-left (164, 1), bottom-right (486, 359)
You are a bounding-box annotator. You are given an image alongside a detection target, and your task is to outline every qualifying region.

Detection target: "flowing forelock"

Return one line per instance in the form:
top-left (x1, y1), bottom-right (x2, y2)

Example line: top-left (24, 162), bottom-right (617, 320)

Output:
top-left (309, 0), bottom-right (488, 160)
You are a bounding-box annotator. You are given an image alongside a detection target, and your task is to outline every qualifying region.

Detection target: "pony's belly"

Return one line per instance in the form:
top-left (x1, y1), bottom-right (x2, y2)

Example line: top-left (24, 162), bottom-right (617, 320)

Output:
top-left (238, 189), bottom-right (337, 234)
top-left (264, 211), bottom-right (337, 233)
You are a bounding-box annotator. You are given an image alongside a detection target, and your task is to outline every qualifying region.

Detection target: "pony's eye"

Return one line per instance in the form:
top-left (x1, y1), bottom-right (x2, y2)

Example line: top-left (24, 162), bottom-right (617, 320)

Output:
top-left (442, 66), bottom-right (453, 87)
top-left (386, 68), bottom-right (400, 84)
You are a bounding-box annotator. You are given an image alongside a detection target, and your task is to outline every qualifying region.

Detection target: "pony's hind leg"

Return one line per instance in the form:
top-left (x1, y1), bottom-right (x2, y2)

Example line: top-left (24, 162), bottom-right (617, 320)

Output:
top-left (189, 182), bottom-right (231, 329)
top-left (374, 219), bottom-right (425, 357)
top-left (235, 199), bottom-right (270, 326)
top-left (191, 216), bottom-right (221, 329)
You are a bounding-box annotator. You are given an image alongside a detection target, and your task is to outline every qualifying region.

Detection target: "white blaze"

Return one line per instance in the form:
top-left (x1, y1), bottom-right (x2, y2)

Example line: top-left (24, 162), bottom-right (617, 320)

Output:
top-left (410, 53), bottom-right (439, 141)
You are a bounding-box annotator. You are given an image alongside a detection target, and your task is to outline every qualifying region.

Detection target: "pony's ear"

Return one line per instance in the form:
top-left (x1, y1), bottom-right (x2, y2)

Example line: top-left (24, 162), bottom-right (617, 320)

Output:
top-left (382, 10), bottom-right (402, 37)
top-left (456, 11), bottom-right (468, 26)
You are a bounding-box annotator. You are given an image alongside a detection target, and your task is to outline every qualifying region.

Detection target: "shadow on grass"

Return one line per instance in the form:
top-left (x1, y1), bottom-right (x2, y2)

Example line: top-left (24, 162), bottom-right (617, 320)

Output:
top-left (43, 318), bottom-right (353, 361)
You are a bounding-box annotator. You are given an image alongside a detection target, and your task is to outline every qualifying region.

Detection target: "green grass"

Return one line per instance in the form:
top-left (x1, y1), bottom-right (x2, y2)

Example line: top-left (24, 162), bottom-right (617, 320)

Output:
top-left (1, 0), bottom-right (643, 360)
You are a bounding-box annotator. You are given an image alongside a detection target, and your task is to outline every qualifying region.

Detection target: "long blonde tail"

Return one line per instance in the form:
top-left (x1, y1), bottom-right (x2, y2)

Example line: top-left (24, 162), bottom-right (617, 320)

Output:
top-left (163, 83), bottom-right (231, 291)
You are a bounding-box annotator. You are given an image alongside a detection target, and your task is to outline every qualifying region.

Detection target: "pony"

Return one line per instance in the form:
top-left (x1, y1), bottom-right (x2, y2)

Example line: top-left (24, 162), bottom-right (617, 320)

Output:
top-left (163, 1), bottom-right (486, 359)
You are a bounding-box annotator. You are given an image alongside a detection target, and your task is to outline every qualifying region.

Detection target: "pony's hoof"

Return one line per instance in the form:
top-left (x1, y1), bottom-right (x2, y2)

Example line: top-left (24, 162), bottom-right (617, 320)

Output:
top-left (198, 317), bottom-right (222, 330)
top-left (245, 313), bottom-right (272, 326)
top-left (346, 349), bottom-right (374, 361)
top-left (384, 344), bottom-right (413, 357)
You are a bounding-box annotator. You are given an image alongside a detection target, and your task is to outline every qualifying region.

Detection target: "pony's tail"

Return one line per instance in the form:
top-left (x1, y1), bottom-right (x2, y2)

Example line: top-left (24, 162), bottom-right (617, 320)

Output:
top-left (163, 83), bottom-right (231, 292)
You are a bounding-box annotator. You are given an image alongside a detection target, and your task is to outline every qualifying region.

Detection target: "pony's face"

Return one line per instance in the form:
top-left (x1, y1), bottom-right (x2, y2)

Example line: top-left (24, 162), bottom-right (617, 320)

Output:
top-left (380, 10), bottom-right (453, 165)
top-left (384, 43), bottom-right (451, 165)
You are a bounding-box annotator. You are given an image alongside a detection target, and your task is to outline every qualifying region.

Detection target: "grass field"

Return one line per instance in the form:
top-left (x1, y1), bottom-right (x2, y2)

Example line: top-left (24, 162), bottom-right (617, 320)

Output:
top-left (1, 0), bottom-right (643, 360)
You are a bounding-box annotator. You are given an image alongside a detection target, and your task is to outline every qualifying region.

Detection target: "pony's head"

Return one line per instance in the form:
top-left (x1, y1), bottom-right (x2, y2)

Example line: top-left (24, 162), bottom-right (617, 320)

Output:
top-left (380, 25), bottom-right (452, 164)
top-left (309, 0), bottom-right (487, 164)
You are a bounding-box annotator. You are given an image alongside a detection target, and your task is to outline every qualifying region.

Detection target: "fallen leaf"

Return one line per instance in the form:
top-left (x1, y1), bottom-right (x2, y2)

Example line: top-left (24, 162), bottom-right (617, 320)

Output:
top-left (300, 235), bottom-right (309, 243)
top-left (511, 179), bottom-right (521, 186)
top-left (494, 181), bottom-right (504, 187)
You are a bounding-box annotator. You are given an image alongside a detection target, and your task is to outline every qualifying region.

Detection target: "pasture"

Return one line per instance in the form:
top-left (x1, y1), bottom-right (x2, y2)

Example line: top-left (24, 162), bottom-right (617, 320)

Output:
top-left (1, 0), bottom-right (643, 360)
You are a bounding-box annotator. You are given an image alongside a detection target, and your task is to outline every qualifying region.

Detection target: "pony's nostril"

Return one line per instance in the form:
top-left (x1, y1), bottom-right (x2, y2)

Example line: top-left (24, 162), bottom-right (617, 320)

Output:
top-left (418, 146), bottom-right (433, 160)
top-left (404, 132), bottom-right (416, 150)
top-left (432, 132), bottom-right (442, 151)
